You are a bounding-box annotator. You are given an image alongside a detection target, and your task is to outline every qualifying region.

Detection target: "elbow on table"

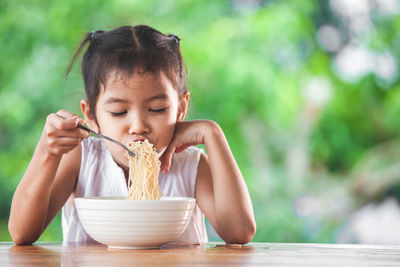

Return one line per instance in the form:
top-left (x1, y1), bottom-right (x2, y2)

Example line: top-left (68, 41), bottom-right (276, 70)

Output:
top-left (9, 232), bottom-right (36, 246)
top-left (225, 222), bottom-right (257, 245)
top-left (8, 223), bottom-right (36, 245)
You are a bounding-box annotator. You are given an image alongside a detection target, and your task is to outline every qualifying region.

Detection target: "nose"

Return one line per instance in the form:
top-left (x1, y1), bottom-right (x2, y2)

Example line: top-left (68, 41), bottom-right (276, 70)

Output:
top-left (128, 114), bottom-right (150, 135)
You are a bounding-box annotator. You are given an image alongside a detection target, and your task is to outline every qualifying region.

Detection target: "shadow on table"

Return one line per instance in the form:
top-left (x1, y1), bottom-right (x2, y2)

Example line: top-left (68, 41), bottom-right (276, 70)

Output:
top-left (9, 245), bottom-right (60, 267)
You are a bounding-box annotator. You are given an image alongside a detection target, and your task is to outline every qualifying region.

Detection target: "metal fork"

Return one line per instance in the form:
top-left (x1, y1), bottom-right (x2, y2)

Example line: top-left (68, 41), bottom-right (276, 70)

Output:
top-left (77, 124), bottom-right (135, 157)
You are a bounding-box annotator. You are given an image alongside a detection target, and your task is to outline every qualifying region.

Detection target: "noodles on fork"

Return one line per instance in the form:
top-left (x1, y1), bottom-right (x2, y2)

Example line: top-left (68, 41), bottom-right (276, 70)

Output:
top-left (126, 140), bottom-right (162, 200)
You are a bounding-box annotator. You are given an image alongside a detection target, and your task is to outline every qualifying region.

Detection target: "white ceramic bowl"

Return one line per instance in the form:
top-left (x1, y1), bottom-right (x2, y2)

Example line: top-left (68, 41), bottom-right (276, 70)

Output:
top-left (74, 196), bottom-right (196, 249)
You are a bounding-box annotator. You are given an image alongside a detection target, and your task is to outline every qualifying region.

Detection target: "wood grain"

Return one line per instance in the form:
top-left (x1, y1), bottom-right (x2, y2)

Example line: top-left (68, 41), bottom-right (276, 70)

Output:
top-left (1, 242), bottom-right (399, 266)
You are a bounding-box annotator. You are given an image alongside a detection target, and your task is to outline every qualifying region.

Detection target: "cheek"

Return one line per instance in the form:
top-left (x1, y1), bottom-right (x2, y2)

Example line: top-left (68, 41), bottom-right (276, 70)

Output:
top-left (95, 110), bottom-right (127, 147)
top-left (153, 111), bottom-right (177, 148)
top-left (97, 113), bottom-right (119, 134)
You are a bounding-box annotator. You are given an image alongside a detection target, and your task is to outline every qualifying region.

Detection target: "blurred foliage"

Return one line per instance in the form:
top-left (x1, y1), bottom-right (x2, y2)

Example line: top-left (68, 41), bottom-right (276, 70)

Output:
top-left (1, 0), bottom-right (400, 243)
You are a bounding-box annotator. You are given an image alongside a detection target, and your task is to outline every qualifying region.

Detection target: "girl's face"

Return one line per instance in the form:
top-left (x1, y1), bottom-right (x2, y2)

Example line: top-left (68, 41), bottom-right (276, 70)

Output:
top-left (81, 71), bottom-right (189, 171)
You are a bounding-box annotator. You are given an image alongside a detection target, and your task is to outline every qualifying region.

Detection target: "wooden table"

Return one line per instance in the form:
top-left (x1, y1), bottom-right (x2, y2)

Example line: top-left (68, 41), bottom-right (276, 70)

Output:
top-left (1, 241), bottom-right (399, 266)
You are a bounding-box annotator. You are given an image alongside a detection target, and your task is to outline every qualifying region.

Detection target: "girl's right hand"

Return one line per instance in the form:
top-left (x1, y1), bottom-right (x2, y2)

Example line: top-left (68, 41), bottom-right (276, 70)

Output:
top-left (41, 109), bottom-right (90, 156)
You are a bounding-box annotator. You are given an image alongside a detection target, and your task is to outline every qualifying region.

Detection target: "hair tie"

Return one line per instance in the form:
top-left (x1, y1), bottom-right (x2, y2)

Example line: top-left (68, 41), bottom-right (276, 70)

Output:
top-left (89, 31), bottom-right (97, 40)
top-left (168, 34), bottom-right (180, 44)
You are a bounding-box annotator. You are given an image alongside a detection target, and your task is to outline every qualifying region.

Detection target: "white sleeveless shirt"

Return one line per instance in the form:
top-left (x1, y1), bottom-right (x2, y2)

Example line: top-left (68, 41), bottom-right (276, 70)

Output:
top-left (61, 137), bottom-right (208, 244)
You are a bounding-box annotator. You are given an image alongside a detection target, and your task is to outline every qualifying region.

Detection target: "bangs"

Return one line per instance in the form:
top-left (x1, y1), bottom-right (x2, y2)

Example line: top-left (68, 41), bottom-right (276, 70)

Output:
top-left (96, 48), bottom-right (181, 92)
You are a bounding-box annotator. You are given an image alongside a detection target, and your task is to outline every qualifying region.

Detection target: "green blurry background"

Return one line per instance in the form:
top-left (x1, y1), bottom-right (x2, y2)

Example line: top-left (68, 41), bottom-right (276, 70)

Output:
top-left (1, 0), bottom-right (400, 244)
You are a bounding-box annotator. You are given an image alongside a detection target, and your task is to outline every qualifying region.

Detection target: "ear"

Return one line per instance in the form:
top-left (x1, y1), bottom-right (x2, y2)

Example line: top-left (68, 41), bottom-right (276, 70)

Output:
top-left (80, 99), bottom-right (100, 132)
top-left (177, 92), bottom-right (190, 122)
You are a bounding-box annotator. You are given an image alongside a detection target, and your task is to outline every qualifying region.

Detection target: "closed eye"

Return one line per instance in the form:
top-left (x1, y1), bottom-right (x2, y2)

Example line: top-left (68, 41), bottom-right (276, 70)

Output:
top-left (149, 107), bottom-right (168, 113)
top-left (110, 111), bottom-right (127, 117)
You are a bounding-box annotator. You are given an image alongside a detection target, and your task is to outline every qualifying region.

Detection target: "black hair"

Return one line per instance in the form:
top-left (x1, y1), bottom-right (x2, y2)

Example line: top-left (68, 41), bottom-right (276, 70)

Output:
top-left (65, 25), bottom-right (186, 120)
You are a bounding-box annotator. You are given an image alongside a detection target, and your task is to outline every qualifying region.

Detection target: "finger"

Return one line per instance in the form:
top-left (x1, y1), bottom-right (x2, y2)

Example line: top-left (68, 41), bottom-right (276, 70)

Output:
top-left (56, 110), bottom-right (85, 127)
top-left (159, 153), bottom-right (166, 173)
top-left (77, 117), bottom-right (85, 125)
top-left (45, 123), bottom-right (89, 142)
top-left (54, 127), bottom-right (90, 139)
top-left (161, 146), bottom-right (176, 173)
top-left (56, 109), bottom-right (79, 120)
top-left (47, 113), bottom-right (79, 130)
top-left (47, 135), bottom-right (82, 147)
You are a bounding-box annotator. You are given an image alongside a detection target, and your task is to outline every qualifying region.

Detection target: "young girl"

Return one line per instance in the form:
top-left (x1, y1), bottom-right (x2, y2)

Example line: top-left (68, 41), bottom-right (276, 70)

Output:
top-left (8, 25), bottom-right (256, 245)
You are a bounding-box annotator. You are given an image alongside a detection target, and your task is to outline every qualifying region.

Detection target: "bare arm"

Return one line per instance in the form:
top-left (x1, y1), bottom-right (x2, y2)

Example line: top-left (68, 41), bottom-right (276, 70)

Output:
top-left (161, 120), bottom-right (256, 244)
top-left (8, 110), bottom-right (89, 245)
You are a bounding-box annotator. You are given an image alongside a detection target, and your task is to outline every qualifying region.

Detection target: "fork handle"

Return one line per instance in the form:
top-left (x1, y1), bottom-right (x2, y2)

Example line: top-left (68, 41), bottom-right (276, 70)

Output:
top-left (78, 124), bottom-right (117, 144)
top-left (77, 123), bottom-right (116, 142)
top-left (77, 123), bottom-right (93, 134)
top-left (76, 123), bottom-right (135, 157)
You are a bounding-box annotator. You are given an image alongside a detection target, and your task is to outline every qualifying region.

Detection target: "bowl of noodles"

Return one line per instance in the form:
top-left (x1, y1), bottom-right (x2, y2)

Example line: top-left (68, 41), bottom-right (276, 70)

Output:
top-left (74, 140), bottom-right (196, 249)
top-left (74, 196), bottom-right (196, 249)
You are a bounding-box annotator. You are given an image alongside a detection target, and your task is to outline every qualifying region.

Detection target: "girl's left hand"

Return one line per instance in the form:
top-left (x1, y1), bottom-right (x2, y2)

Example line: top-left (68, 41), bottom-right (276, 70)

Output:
top-left (160, 120), bottom-right (216, 173)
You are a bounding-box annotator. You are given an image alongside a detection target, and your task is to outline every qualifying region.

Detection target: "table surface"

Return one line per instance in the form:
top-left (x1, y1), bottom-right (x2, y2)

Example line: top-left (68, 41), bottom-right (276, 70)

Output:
top-left (1, 241), bottom-right (400, 266)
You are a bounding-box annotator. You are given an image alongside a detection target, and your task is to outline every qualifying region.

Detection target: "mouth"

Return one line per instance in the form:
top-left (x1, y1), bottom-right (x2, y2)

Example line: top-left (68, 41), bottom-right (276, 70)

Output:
top-left (131, 138), bottom-right (146, 143)
top-left (127, 135), bottom-right (148, 144)
top-left (127, 138), bottom-right (163, 156)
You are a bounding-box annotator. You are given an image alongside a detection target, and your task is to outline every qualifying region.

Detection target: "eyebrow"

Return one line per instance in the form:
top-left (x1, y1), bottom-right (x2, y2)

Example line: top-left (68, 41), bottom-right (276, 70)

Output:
top-left (146, 93), bottom-right (168, 102)
top-left (104, 97), bottom-right (128, 105)
top-left (103, 93), bottom-right (168, 105)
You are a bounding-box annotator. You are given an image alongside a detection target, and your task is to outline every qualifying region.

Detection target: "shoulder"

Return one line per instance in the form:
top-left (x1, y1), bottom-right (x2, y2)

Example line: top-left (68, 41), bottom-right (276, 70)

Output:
top-left (60, 137), bottom-right (105, 185)
top-left (171, 146), bottom-right (204, 165)
top-left (160, 147), bottom-right (205, 197)
top-left (79, 136), bottom-right (112, 179)
top-left (81, 136), bottom-right (106, 153)
top-left (80, 137), bottom-right (109, 163)
top-left (170, 146), bottom-right (205, 175)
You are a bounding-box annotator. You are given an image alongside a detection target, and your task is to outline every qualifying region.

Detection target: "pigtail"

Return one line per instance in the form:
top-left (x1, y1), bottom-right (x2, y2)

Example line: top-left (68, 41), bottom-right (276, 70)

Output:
top-left (64, 31), bottom-right (104, 80)
top-left (166, 33), bottom-right (186, 94)
top-left (167, 34), bottom-right (180, 44)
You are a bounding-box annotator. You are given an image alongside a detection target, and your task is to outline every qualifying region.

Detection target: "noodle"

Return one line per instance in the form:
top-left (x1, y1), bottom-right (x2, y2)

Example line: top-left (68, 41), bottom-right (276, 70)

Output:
top-left (126, 139), bottom-right (162, 200)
